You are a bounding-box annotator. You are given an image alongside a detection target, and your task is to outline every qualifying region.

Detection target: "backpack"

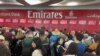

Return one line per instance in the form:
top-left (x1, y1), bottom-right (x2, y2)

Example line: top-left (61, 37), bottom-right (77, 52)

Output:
top-left (50, 35), bottom-right (58, 43)
top-left (22, 37), bottom-right (33, 46)
top-left (77, 43), bottom-right (86, 56)
top-left (22, 37), bottom-right (33, 56)
top-left (14, 40), bottom-right (22, 56)
top-left (50, 35), bottom-right (58, 56)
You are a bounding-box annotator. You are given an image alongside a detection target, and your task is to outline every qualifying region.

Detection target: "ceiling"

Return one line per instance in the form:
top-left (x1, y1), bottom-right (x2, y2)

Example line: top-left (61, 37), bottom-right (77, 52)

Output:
top-left (0, 0), bottom-right (100, 9)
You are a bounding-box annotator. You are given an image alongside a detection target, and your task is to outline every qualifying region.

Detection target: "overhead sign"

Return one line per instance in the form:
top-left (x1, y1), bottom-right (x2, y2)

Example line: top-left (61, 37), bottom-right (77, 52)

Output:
top-left (0, 9), bottom-right (100, 19)
top-left (0, 9), bottom-right (100, 32)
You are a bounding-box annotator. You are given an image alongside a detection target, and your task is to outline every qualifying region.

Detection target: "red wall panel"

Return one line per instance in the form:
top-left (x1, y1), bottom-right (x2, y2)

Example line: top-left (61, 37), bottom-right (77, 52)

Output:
top-left (0, 9), bottom-right (100, 32)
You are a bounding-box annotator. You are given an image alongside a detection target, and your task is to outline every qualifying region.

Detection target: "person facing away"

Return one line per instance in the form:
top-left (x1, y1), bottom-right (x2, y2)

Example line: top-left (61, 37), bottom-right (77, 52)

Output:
top-left (73, 31), bottom-right (86, 56)
top-left (22, 31), bottom-right (34, 56)
top-left (88, 33), bottom-right (100, 53)
top-left (32, 38), bottom-right (46, 56)
top-left (0, 35), bottom-right (11, 56)
top-left (82, 33), bottom-right (93, 47)
top-left (65, 42), bottom-right (79, 56)
top-left (14, 29), bottom-right (25, 56)
top-left (32, 30), bottom-right (49, 56)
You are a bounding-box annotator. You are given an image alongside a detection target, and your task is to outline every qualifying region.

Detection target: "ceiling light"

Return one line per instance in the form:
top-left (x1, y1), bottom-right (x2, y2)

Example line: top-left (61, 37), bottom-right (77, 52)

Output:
top-left (0, 1), bottom-right (3, 4)
top-left (0, 0), bottom-right (23, 5)
top-left (50, 1), bottom-right (79, 6)
top-left (66, 2), bottom-right (79, 6)
top-left (50, 3), bottom-right (60, 6)
top-left (25, 0), bottom-right (49, 5)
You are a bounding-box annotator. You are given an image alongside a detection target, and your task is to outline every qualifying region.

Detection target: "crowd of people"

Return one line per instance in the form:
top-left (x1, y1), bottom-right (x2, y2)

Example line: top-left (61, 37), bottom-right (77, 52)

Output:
top-left (0, 26), bottom-right (100, 56)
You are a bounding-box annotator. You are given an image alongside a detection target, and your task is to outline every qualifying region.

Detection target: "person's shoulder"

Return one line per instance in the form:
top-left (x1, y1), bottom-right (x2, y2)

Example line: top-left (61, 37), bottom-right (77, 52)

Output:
top-left (34, 49), bottom-right (41, 52)
top-left (77, 42), bottom-right (86, 49)
top-left (33, 38), bottom-right (40, 41)
top-left (32, 38), bottom-right (42, 45)
top-left (77, 42), bottom-right (85, 45)
top-left (32, 49), bottom-right (42, 56)
top-left (65, 40), bottom-right (74, 46)
top-left (0, 43), bottom-right (5, 47)
top-left (64, 55), bottom-right (76, 56)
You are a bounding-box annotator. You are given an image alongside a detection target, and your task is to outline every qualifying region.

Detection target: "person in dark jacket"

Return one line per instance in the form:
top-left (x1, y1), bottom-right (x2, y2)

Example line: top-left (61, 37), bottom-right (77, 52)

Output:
top-left (32, 30), bottom-right (49, 56)
top-left (96, 42), bottom-right (100, 56)
top-left (53, 37), bottom-right (65, 56)
top-left (74, 32), bottom-right (86, 56)
top-left (32, 38), bottom-right (47, 56)
top-left (65, 42), bottom-right (79, 56)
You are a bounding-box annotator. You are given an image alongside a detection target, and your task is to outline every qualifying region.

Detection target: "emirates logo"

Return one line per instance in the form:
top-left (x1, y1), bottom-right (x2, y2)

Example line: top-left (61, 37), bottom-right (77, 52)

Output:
top-left (65, 11), bottom-right (77, 19)
top-left (69, 11), bottom-right (74, 17)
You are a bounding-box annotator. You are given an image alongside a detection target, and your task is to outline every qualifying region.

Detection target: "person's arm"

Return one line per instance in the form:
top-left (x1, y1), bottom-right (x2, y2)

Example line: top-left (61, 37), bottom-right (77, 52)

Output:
top-left (58, 46), bottom-right (65, 56)
top-left (87, 47), bottom-right (94, 52)
top-left (87, 44), bottom-right (95, 52)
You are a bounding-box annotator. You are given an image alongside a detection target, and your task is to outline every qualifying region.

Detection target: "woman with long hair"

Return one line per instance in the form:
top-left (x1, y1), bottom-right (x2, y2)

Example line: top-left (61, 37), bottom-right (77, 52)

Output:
top-left (65, 42), bottom-right (78, 56)
top-left (32, 38), bottom-right (47, 56)
top-left (53, 37), bottom-right (65, 56)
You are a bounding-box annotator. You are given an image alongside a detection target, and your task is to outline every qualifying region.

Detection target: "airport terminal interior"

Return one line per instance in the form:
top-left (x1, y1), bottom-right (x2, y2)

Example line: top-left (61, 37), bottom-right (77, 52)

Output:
top-left (0, 0), bottom-right (100, 56)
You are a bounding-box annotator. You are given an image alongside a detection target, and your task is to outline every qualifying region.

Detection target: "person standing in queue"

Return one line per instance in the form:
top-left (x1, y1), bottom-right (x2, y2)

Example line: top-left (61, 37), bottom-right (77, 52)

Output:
top-left (53, 37), bottom-right (65, 56)
top-left (32, 30), bottom-right (49, 56)
top-left (0, 35), bottom-right (11, 56)
top-left (22, 31), bottom-right (34, 56)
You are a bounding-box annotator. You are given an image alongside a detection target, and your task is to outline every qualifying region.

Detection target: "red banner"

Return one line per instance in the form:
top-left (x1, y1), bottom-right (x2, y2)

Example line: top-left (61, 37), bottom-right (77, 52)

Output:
top-left (0, 9), bottom-right (100, 32)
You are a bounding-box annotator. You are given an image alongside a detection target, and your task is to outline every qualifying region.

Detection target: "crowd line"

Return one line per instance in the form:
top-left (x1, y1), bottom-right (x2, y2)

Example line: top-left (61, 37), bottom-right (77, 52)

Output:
top-left (0, 26), bottom-right (100, 56)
